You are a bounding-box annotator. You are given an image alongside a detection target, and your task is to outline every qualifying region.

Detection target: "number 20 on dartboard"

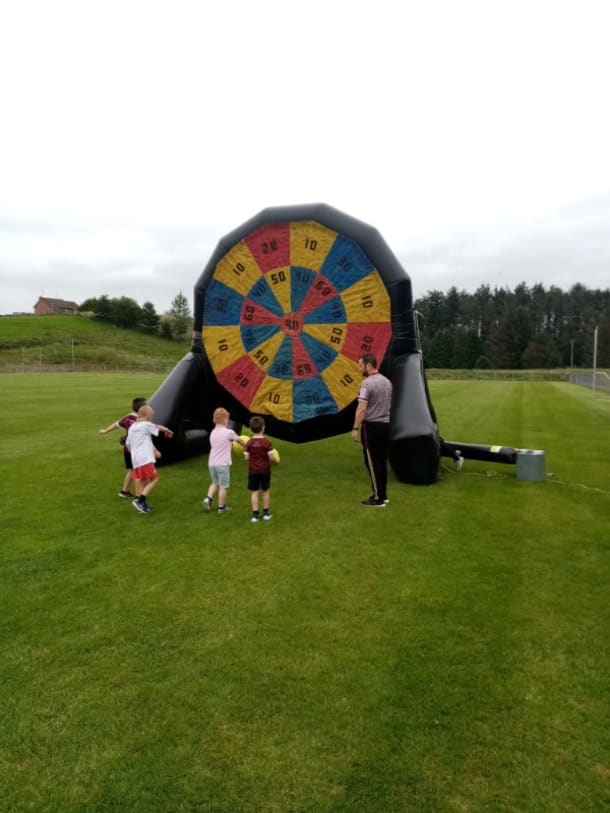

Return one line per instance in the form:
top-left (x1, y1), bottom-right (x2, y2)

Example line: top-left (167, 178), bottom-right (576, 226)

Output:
top-left (360, 335), bottom-right (373, 353)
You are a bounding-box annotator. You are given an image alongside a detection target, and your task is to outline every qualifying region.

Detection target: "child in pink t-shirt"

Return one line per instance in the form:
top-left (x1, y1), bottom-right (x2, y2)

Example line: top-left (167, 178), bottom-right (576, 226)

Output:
top-left (202, 408), bottom-right (247, 514)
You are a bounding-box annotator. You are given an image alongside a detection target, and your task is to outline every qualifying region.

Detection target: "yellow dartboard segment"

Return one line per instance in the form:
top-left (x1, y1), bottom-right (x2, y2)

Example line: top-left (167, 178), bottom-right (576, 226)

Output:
top-left (321, 354), bottom-right (361, 410)
top-left (290, 221), bottom-right (337, 272)
top-left (342, 274), bottom-right (390, 322)
top-left (246, 331), bottom-right (285, 374)
top-left (249, 378), bottom-right (294, 422)
top-left (264, 266), bottom-right (292, 313)
top-left (202, 325), bottom-right (244, 370)
top-left (214, 243), bottom-right (260, 298)
top-left (302, 323), bottom-right (347, 353)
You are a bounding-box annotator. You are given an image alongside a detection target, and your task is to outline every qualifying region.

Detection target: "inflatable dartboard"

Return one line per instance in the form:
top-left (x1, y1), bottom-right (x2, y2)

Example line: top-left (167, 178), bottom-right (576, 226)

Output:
top-left (149, 203), bottom-right (441, 484)
top-left (201, 219), bottom-right (393, 425)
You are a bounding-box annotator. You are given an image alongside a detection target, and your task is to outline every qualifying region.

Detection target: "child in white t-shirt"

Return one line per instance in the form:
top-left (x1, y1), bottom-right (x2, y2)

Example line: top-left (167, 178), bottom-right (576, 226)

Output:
top-left (202, 408), bottom-right (247, 514)
top-left (126, 404), bottom-right (173, 514)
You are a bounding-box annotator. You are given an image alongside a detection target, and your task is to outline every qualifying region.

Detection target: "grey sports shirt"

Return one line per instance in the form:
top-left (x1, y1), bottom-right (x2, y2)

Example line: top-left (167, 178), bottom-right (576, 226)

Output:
top-left (358, 372), bottom-right (392, 422)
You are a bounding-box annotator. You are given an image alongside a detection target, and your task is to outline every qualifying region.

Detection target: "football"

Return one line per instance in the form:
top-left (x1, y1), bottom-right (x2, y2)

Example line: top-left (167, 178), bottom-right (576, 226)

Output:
top-left (270, 448), bottom-right (280, 464)
top-left (232, 434), bottom-right (249, 455)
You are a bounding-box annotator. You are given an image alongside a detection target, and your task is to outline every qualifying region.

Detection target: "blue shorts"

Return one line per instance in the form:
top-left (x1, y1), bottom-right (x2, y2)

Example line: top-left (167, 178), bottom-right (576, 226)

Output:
top-left (209, 465), bottom-right (231, 488)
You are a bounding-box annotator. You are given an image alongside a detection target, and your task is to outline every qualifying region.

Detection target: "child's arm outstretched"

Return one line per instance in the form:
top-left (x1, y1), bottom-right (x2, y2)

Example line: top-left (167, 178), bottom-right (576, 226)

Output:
top-left (98, 421), bottom-right (118, 435)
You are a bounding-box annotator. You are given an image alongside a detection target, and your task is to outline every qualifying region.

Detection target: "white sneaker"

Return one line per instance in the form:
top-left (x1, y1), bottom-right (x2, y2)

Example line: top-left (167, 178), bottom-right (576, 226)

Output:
top-left (202, 497), bottom-right (212, 510)
top-left (262, 513), bottom-right (272, 520)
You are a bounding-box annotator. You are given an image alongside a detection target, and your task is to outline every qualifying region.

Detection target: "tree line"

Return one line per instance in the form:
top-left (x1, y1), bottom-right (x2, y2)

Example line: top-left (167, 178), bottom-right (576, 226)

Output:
top-left (79, 292), bottom-right (192, 341)
top-left (79, 283), bottom-right (610, 367)
top-left (414, 283), bottom-right (610, 369)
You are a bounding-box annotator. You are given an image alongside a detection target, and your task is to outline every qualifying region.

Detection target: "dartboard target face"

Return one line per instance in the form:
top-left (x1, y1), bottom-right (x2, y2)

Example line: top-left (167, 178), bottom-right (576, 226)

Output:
top-left (201, 220), bottom-right (392, 423)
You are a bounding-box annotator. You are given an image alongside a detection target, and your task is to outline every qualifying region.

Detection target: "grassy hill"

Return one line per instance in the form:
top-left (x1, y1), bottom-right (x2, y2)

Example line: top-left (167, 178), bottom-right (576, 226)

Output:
top-left (0, 315), bottom-right (188, 371)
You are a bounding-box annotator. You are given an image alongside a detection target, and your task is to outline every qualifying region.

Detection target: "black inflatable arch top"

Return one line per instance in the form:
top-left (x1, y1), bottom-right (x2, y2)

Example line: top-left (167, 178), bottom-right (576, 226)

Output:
top-left (149, 203), bottom-right (440, 485)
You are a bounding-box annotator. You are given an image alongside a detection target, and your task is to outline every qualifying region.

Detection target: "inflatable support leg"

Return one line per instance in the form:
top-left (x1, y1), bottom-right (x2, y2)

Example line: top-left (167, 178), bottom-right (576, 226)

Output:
top-left (388, 353), bottom-right (440, 485)
top-left (148, 352), bottom-right (214, 463)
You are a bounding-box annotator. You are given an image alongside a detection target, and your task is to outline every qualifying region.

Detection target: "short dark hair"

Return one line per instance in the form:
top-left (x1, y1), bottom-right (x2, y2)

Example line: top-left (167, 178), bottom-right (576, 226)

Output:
top-left (249, 415), bottom-right (265, 433)
top-left (360, 353), bottom-right (377, 368)
top-left (132, 397), bottom-right (147, 411)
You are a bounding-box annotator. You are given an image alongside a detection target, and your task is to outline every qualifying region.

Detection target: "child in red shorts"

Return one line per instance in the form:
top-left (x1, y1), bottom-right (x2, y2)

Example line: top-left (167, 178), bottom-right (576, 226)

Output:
top-left (99, 396), bottom-right (147, 497)
top-left (126, 405), bottom-right (173, 513)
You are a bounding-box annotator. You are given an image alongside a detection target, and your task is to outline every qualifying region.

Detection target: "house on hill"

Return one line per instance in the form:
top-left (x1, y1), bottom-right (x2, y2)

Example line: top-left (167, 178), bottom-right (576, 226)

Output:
top-left (34, 297), bottom-right (79, 315)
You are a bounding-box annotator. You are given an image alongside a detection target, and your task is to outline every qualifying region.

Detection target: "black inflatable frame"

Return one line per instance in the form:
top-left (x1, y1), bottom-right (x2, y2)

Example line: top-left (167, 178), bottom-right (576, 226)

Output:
top-left (149, 203), bottom-right (502, 485)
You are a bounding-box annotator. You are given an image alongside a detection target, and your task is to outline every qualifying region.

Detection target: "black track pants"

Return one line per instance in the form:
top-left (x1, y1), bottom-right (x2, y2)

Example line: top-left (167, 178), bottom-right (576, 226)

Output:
top-left (361, 421), bottom-right (389, 501)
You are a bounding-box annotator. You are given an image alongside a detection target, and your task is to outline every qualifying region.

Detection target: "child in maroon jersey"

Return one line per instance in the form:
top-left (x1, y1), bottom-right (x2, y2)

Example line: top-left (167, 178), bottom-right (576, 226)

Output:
top-left (244, 416), bottom-right (278, 522)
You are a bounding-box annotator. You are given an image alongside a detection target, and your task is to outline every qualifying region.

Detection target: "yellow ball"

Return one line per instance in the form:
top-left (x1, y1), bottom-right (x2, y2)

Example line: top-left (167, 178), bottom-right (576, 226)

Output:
top-left (270, 448), bottom-right (280, 464)
top-left (232, 434), bottom-right (249, 455)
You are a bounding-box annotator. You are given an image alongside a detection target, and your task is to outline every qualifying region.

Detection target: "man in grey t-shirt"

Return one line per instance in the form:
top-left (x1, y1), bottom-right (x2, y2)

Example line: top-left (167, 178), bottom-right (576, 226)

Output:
top-left (351, 354), bottom-right (392, 506)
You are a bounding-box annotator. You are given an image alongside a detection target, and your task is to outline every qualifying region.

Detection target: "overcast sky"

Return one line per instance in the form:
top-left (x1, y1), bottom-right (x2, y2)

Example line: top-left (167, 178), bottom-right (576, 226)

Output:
top-left (1, 0), bottom-right (609, 316)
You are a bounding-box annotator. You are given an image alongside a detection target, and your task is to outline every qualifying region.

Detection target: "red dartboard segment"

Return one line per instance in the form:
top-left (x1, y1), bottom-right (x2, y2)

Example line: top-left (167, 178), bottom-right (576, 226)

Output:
top-left (215, 355), bottom-right (267, 407)
top-left (291, 337), bottom-right (317, 380)
top-left (297, 274), bottom-right (340, 317)
top-left (341, 322), bottom-right (393, 363)
top-left (240, 299), bottom-right (281, 325)
top-left (244, 223), bottom-right (291, 273)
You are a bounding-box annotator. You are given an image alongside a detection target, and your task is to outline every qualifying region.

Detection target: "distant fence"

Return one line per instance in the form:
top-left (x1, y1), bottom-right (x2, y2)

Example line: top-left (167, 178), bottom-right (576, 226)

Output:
top-left (426, 369), bottom-right (569, 381)
top-left (568, 371), bottom-right (610, 394)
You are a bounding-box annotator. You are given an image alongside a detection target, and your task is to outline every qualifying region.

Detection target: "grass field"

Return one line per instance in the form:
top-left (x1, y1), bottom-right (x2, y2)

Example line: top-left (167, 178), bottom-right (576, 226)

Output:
top-left (1, 374), bottom-right (609, 812)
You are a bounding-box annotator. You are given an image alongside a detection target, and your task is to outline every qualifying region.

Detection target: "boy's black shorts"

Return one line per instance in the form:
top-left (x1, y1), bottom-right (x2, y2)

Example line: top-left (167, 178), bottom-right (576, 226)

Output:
top-left (248, 472), bottom-right (271, 492)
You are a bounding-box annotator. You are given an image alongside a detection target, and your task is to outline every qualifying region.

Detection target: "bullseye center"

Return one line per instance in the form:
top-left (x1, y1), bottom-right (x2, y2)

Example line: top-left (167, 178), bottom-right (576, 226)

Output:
top-left (281, 312), bottom-right (302, 337)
